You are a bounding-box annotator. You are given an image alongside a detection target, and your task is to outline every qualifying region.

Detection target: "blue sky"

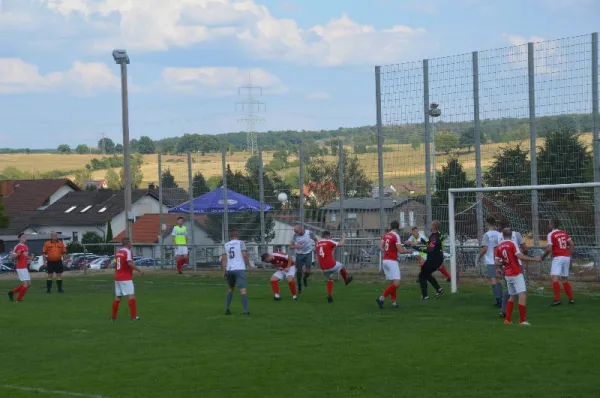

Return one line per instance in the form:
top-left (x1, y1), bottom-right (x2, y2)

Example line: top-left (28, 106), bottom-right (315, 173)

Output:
top-left (0, 0), bottom-right (598, 148)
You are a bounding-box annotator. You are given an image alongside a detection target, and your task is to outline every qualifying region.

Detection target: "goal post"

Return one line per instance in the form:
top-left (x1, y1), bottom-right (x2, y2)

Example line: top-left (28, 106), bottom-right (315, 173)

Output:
top-left (448, 182), bottom-right (600, 294)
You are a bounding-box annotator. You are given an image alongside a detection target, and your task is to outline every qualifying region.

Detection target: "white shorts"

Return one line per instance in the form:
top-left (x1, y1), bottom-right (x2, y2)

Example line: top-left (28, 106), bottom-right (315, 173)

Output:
top-left (323, 262), bottom-right (343, 279)
top-left (382, 260), bottom-right (401, 281)
top-left (505, 274), bottom-right (527, 295)
top-left (273, 266), bottom-right (297, 280)
top-left (174, 246), bottom-right (188, 256)
top-left (550, 256), bottom-right (571, 277)
top-left (17, 269), bottom-right (30, 282)
top-left (115, 281), bottom-right (135, 297)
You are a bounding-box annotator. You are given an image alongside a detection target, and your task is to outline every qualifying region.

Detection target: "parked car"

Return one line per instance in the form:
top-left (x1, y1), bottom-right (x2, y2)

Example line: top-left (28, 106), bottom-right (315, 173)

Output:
top-left (29, 256), bottom-right (46, 272)
top-left (134, 258), bottom-right (159, 267)
top-left (88, 256), bottom-right (110, 270)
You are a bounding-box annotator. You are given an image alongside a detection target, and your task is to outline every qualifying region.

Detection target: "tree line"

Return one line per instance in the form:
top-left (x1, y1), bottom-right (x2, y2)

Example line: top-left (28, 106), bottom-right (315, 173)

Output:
top-left (14, 112), bottom-right (590, 157)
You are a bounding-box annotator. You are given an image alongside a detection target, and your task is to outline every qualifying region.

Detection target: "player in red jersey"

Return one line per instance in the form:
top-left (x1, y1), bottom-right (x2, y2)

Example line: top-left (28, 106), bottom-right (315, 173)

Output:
top-left (494, 228), bottom-right (541, 326)
top-left (376, 221), bottom-right (413, 309)
top-left (261, 251), bottom-right (298, 301)
top-left (541, 219), bottom-right (575, 306)
top-left (8, 233), bottom-right (34, 303)
top-left (315, 231), bottom-right (353, 303)
top-left (111, 238), bottom-right (144, 322)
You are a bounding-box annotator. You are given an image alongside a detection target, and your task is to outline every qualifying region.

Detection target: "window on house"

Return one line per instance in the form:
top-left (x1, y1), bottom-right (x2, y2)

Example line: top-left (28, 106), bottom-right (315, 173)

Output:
top-left (409, 211), bottom-right (415, 227)
top-left (98, 207), bottom-right (107, 213)
top-left (72, 232), bottom-right (79, 242)
top-left (400, 212), bottom-right (406, 228)
top-left (65, 206), bottom-right (77, 213)
top-left (80, 205), bottom-right (92, 213)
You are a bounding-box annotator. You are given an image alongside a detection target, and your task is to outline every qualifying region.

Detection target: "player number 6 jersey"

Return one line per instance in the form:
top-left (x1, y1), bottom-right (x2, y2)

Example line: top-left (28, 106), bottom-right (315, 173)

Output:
top-left (382, 231), bottom-right (401, 261)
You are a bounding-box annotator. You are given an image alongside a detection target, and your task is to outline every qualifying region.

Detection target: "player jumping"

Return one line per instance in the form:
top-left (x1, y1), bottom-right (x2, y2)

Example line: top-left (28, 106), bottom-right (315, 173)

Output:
top-left (315, 231), bottom-right (353, 303)
top-left (8, 233), bottom-right (33, 303)
top-left (376, 221), bottom-right (413, 309)
top-left (261, 251), bottom-right (298, 301)
top-left (541, 219), bottom-right (575, 306)
top-left (495, 228), bottom-right (541, 326)
top-left (111, 238), bottom-right (144, 322)
top-left (406, 226), bottom-right (451, 282)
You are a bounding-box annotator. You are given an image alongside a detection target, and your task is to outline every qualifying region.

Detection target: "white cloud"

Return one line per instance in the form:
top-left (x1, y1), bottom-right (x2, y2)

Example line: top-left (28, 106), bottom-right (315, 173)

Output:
top-left (503, 34), bottom-right (546, 46)
top-left (37, 0), bottom-right (427, 66)
top-left (305, 91), bottom-right (330, 100)
top-left (160, 67), bottom-right (287, 96)
top-left (0, 58), bottom-right (120, 95)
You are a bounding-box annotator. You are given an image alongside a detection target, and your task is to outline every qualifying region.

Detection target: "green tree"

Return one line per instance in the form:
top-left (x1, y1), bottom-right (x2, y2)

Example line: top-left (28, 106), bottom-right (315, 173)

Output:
top-left (73, 168), bottom-right (92, 188)
top-left (435, 132), bottom-right (459, 154)
top-left (410, 137), bottom-right (421, 151)
top-left (81, 231), bottom-right (107, 254)
top-left (192, 172), bottom-right (210, 197)
top-left (115, 144), bottom-right (124, 153)
top-left (119, 159), bottom-right (144, 189)
top-left (105, 168), bottom-right (121, 189)
top-left (75, 144), bottom-right (89, 154)
top-left (458, 128), bottom-right (475, 151)
top-left (484, 144), bottom-right (531, 188)
top-left (98, 137), bottom-right (115, 153)
top-left (537, 131), bottom-right (592, 186)
top-left (176, 134), bottom-right (202, 153)
top-left (106, 221), bottom-right (114, 242)
top-left (354, 143), bottom-right (367, 154)
top-left (161, 169), bottom-right (178, 189)
top-left (0, 195), bottom-right (9, 228)
top-left (434, 157), bottom-right (475, 205)
top-left (57, 144), bottom-right (71, 153)
top-left (245, 155), bottom-right (260, 175)
top-left (137, 136), bottom-right (155, 154)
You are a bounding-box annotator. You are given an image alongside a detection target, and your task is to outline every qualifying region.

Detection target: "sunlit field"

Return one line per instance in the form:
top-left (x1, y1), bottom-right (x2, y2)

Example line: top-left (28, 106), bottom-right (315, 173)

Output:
top-left (0, 269), bottom-right (599, 398)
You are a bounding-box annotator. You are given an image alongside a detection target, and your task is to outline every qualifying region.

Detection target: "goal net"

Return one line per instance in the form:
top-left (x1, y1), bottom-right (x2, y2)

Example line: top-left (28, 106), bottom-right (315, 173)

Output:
top-left (447, 182), bottom-right (600, 295)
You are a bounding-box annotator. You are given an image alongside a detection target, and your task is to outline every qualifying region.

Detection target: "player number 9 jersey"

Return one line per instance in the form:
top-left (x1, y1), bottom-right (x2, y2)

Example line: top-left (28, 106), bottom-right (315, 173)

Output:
top-left (115, 248), bottom-right (133, 281)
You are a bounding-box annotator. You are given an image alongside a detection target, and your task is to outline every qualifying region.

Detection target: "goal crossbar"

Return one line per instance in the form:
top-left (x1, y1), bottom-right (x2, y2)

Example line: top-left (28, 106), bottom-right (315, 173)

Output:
top-left (448, 182), bottom-right (600, 293)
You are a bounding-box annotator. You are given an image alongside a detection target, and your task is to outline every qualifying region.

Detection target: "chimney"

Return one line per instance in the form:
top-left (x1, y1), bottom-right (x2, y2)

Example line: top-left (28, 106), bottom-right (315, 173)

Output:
top-left (0, 180), bottom-right (15, 197)
top-left (148, 183), bottom-right (156, 190)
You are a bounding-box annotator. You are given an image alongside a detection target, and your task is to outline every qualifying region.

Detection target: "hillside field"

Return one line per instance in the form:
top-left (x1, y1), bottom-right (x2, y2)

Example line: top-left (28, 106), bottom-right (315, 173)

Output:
top-left (0, 133), bottom-right (593, 193)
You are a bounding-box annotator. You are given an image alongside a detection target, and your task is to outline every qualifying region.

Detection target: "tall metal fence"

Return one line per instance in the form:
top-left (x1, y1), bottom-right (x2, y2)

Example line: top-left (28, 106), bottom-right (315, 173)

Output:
top-left (119, 33), bottom-right (599, 274)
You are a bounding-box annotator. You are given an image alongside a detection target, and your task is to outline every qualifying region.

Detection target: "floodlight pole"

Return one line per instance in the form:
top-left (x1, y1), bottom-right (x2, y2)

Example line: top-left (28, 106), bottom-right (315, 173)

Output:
top-left (113, 50), bottom-right (133, 242)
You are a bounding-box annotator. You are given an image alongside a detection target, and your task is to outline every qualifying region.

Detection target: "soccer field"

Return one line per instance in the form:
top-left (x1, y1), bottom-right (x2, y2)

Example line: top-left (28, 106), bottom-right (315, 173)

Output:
top-left (0, 271), bottom-right (599, 398)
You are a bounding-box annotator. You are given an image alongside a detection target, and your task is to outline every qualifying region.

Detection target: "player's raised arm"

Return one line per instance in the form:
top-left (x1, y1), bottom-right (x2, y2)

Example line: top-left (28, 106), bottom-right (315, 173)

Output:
top-left (540, 233), bottom-right (553, 261)
top-left (337, 232), bottom-right (346, 247)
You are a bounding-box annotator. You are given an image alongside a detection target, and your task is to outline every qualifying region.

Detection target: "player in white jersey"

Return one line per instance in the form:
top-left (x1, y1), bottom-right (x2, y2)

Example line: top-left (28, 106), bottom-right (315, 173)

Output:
top-left (497, 220), bottom-right (528, 318)
top-left (221, 231), bottom-right (251, 315)
top-left (477, 216), bottom-right (503, 308)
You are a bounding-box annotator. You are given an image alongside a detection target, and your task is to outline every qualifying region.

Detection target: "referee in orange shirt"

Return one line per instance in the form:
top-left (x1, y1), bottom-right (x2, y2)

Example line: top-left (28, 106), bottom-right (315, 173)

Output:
top-left (42, 232), bottom-right (67, 293)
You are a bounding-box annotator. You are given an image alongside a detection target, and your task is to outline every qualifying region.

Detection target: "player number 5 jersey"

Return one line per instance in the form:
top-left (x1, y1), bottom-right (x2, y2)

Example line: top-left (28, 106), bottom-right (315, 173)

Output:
top-left (223, 240), bottom-right (247, 271)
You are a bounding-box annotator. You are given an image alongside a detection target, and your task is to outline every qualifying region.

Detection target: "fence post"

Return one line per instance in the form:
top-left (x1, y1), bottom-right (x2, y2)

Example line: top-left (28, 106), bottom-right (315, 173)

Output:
top-left (338, 141), bottom-right (345, 264)
top-left (375, 66), bottom-right (386, 237)
top-left (591, 32), bottom-right (600, 281)
top-left (423, 59), bottom-right (432, 235)
top-left (258, 146), bottom-right (266, 252)
top-left (221, 150), bottom-right (229, 242)
top-left (158, 154), bottom-right (165, 269)
top-left (473, 51), bottom-right (484, 242)
top-left (187, 153), bottom-right (196, 272)
top-left (299, 140), bottom-right (305, 226)
top-left (528, 42), bottom-right (540, 246)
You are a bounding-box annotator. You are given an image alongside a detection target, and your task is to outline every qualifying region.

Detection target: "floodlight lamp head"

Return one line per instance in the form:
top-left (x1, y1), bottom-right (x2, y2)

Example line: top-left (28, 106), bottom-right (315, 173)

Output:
top-left (429, 102), bottom-right (439, 109)
top-left (112, 49), bottom-right (130, 64)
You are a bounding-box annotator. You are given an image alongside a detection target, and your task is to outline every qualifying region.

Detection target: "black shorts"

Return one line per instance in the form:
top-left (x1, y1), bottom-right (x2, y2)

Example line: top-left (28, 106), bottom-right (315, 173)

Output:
top-left (47, 260), bottom-right (64, 274)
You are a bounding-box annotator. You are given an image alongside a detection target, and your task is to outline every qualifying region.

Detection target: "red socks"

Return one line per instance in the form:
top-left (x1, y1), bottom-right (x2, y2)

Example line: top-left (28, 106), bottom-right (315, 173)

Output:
top-left (382, 284), bottom-right (397, 299)
top-left (176, 258), bottom-right (185, 272)
top-left (129, 298), bottom-right (137, 319)
top-left (12, 285), bottom-right (22, 294)
top-left (439, 266), bottom-right (451, 279)
top-left (563, 281), bottom-right (573, 301)
top-left (326, 280), bottom-right (333, 296)
top-left (518, 304), bottom-right (526, 323)
top-left (553, 281), bottom-right (561, 301)
top-left (288, 281), bottom-right (297, 296)
top-left (111, 299), bottom-right (120, 320)
top-left (505, 300), bottom-right (514, 321)
top-left (270, 280), bottom-right (280, 295)
top-left (16, 285), bottom-right (28, 301)
top-left (340, 268), bottom-right (349, 283)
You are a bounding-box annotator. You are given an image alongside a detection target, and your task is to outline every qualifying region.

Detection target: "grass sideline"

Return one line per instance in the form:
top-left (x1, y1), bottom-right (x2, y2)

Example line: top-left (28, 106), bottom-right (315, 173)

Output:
top-left (0, 271), bottom-right (599, 398)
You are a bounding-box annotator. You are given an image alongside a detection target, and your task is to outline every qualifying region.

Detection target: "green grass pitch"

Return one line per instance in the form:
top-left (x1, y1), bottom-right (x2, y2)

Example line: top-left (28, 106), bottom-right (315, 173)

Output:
top-left (0, 271), bottom-right (599, 398)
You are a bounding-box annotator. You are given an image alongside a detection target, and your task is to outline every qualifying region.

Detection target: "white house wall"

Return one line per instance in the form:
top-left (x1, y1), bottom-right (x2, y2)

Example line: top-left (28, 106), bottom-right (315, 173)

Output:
top-left (23, 225), bottom-right (106, 242)
top-left (110, 196), bottom-right (168, 237)
top-left (38, 185), bottom-right (76, 210)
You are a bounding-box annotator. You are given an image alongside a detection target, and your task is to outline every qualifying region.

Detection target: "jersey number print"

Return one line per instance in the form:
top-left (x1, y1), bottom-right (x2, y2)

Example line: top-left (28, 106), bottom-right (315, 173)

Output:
top-left (318, 246), bottom-right (325, 257)
top-left (384, 239), bottom-right (390, 251)
top-left (558, 237), bottom-right (568, 250)
top-left (229, 247), bottom-right (235, 259)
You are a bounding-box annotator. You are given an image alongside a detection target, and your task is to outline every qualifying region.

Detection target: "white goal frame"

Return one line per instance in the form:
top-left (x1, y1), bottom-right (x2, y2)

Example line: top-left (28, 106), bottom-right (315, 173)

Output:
top-left (448, 182), bottom-right (600, 293)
